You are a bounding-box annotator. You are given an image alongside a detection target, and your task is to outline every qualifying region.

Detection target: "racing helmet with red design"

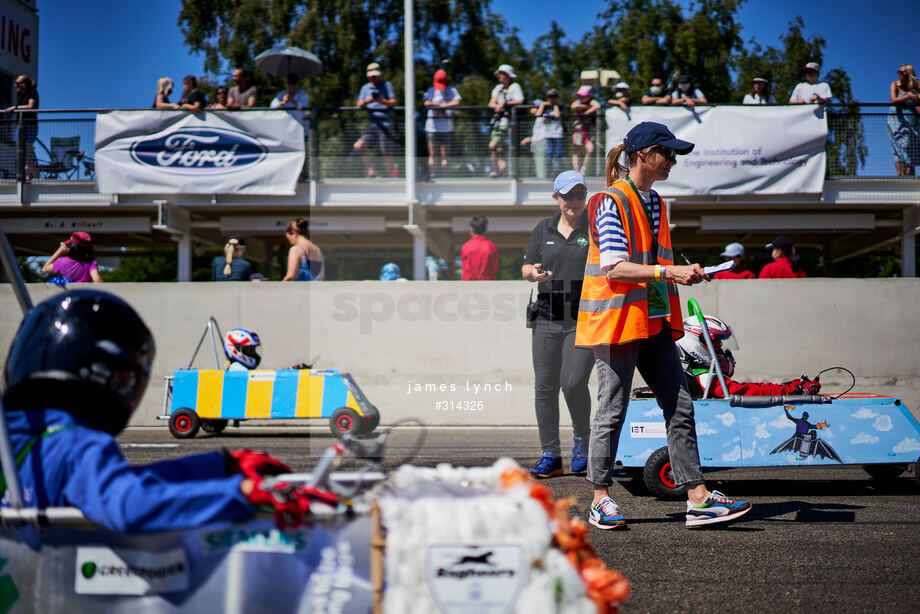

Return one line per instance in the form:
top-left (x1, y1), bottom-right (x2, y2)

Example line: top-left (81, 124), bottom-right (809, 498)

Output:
top-left (224, 328), bottom-right (262, 369)
top-left (676, 314), bottom-right (738, 377)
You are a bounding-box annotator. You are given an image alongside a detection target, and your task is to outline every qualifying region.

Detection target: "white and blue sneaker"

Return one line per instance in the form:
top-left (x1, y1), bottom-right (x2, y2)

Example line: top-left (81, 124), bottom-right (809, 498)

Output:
top-left (589, 496), bottom-right (626, 530)
top-left (685, 490), bottom-right (752, 527)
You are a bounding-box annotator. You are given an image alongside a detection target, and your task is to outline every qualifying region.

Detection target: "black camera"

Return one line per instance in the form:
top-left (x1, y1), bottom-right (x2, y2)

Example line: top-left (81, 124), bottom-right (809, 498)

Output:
top-left (369, 88), bottom-right (380, 98)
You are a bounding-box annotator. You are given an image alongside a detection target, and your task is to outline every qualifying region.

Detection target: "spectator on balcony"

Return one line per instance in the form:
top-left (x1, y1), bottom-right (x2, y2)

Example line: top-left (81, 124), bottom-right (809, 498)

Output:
top-left (488, 64), bottom-right (525, 178)
top-left (790, 62), bottom-right (832, 104)
top-left (423, 69), bottom-right (461, 178)
top-left (712, 242), bottom-right (754, 280)
top-left (152, 77), bottom-right (179, 109)
top-left (523, 91), bottom-right (563, 179)
top-left (283, 217), bottom-right (324, 281)
top-left (355, 62), bottom-right (398, 179)
top-left (743, 77), bottom-right (776, 105)
top-left (607, 81), bottom-right (631, 112)
top-left (461, 215), bottom-right (499, 280)
top-left (42, 232), bottom-right (102, 283)
top-left (759, 235), bottom-right (806, 279)
top-left (270, 73), bottom-right (310, 136)
top-left (3, 75), bottom-right (39, 180)
top-left (211, 236), bottom-right (252, 281)
top-left (178, 75), bottom-right (207, 113)
top-left (228, 68), bottom-right (258, 109)
top-left (670, 74), bottom-right (707, 108)
top-left (888, 64), bottom-right (920, 176)
top-left (641, 77), bottom-right (672, 105)
top-left (208, 86), bottom-right (230, 110)
top-left (571, 85), bottom-right (601, 176)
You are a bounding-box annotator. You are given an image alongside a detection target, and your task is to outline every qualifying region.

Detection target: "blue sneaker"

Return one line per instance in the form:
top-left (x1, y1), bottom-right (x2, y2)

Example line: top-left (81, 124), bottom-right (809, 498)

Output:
top-left (529, 452), bottom-right (563, 478)
top-left (685, 490), bottom-right (752, 527)
top-left (571, 436), bottom-right (588, 473)
top-left (589, 496), bottom-right (626, 529)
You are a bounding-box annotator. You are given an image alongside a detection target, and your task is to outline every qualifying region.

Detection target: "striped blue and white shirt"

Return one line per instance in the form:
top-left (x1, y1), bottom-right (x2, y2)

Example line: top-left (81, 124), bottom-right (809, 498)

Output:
top-left (595, 188), bottom-right (660, 271)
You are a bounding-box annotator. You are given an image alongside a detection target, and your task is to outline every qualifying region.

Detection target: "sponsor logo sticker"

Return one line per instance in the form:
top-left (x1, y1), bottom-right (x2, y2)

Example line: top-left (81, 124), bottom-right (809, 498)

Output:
top-left (75, 547), bottom-right (189, 595)
top-left (129, 127), bottom-right (268, 175)
top-left (629, 422), bottom-right (667, 438)
top-left (426, 544), bottom-right (525, 614)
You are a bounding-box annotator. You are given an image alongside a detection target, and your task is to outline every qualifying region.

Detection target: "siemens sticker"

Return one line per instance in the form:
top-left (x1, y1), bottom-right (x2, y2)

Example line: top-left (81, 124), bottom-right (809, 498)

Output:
top-left (129, 127), bottom-right (267, 175)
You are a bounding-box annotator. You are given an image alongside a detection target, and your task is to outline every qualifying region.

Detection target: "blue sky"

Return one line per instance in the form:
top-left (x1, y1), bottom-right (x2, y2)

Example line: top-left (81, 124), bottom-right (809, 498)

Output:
top-left (36, 0), bottom-right (919, 110)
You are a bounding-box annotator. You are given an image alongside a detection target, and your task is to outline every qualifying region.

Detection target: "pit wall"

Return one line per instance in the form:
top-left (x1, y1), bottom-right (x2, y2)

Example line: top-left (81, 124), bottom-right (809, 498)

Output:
top-left (2, 280), bottom-right (918, 426)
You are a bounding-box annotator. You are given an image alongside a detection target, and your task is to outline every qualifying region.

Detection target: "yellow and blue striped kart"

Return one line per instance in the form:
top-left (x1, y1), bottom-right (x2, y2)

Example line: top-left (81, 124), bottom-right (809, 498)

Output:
top-left (160, 368), bottom-right (380, 438)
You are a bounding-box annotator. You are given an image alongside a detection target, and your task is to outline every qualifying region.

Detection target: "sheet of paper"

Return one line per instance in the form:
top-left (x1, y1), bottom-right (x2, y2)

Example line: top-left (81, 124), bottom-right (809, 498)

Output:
top-left (702, 261), bottom-right (736, 276)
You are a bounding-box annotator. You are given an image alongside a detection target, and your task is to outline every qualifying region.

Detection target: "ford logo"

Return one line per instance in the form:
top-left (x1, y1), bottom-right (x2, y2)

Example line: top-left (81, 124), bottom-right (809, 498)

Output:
top-left (129, 127), bottom-right (267, 175)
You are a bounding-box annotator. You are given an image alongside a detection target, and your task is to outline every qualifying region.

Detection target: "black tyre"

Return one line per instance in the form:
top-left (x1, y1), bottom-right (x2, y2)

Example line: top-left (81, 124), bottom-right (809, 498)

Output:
top-left (642, 446), bottom-right (687, 499)
top-left (862, 463), bottom-right (905, 482)
top-left (358, 412), bottom-right (381, 435)
top-left (330, 407), bottom-right (361, 437)
top-left (201, 419), bottom-right (229, 434)
top-left (169, 409), bottom-right (200, 439)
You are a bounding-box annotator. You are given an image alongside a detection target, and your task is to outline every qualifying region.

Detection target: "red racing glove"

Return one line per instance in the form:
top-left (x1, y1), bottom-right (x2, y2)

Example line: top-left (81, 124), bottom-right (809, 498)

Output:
top-left (225, 449), bottom-right (292, 481)
top-left (245, 478), bottom-right (340, 529)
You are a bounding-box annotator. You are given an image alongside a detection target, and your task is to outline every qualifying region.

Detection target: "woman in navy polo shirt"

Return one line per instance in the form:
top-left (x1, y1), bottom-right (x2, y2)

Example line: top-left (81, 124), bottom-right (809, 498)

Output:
top-left (522, 170), bottom-right (594, 478)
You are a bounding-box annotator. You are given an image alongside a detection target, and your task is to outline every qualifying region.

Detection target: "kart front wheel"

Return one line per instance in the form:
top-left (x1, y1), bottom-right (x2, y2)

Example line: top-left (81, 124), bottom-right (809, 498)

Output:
top-left (330, 407), bottom-right (361, 437)
top-left (358, 412), bottom-right (381, 435)
top-left (201, 419), bottom-right (229, 434)
top-left (643, 447), bottom-right (687, 499)
top-left (169, 409), bottom-right (200, 439)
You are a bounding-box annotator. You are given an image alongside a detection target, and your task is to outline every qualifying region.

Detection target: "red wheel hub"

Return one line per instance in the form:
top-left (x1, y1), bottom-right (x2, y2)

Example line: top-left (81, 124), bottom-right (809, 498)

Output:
top-left (175, 416), bottom-right (191, 431)
top-left (336, 415), bottom-right (353, 431)
top-left (660, 461), bottom-right (676, 488)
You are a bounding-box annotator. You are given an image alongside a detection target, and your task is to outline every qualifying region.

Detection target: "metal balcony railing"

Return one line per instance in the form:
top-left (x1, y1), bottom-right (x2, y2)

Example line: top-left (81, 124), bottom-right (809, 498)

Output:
top-left (0, 103), bottom-right (914, 184)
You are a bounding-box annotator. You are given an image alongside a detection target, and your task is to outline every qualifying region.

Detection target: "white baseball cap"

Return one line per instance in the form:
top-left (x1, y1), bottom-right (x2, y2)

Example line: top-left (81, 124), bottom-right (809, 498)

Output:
top-left (720, 242), bottom-right (744, 258)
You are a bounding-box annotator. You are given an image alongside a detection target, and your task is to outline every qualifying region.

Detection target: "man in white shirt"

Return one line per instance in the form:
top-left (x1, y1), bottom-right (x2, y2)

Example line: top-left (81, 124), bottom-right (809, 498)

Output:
top-left (270, 73), bottom-right (310, 136)
top-left (790, 62), bottom-right (832, 104)
top-left (488, 64), bottom-right (525, 177)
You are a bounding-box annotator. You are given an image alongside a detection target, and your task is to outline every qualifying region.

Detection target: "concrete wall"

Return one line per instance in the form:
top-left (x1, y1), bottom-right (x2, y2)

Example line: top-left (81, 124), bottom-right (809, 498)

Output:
top-left (2, 280), bottom-right (919, 426)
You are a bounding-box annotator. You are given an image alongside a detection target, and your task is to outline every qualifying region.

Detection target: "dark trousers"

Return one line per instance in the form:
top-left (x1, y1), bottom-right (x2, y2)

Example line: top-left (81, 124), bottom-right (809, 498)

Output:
top-left (532, 318), bottom-right (594, 456)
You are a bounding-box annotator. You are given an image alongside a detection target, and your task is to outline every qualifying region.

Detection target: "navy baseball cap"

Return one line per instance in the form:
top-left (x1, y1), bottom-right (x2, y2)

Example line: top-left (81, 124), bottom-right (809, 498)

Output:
top-left (624, 122), bottom-right (694, 154)
top-left (766, 235), bottom-right (794, 251)
top-left (553, 170), bottom-right (586, 195)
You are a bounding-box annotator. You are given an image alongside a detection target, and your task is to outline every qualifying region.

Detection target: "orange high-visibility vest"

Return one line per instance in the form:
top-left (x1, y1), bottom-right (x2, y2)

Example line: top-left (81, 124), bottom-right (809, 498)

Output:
top-left (575, 179), bottom-right (684, 348)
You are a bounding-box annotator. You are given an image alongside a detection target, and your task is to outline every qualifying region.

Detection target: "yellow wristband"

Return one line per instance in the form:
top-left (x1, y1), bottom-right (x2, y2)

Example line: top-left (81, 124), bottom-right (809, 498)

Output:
top-left (654, 264), bottom-right (661, 282)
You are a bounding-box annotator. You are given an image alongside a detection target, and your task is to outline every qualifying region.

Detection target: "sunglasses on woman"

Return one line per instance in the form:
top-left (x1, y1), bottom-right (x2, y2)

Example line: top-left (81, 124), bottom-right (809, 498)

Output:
top-left (649, 146), bottom-right (677, 162)
top-left (561, 188), bottom-right (587, 201)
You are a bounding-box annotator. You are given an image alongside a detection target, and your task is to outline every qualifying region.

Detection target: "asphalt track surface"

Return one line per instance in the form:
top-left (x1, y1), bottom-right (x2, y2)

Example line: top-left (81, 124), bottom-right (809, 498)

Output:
top-left (121, 424), bottom-right (920, 614)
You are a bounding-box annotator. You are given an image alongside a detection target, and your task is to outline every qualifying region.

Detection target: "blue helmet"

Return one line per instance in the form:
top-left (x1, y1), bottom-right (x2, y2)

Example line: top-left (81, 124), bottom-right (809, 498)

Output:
top-left (379, 263), bottom-right (401, 281)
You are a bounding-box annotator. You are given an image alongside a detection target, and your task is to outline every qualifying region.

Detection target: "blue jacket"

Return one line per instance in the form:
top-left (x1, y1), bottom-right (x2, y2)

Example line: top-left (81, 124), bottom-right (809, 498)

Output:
top-left (2, 409), bottom-right (254, 533)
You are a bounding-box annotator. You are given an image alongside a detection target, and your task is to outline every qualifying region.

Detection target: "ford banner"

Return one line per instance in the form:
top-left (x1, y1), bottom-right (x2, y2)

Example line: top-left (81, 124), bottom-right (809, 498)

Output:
top-left (94, 111), bottom-right (305, 195)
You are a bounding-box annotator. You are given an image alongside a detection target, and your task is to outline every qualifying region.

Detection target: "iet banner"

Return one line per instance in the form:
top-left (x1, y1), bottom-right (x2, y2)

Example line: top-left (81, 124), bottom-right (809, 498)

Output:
top-left (605, 105), bottom-right (827, 195)
top-left (94, 110), bottom-right (305, 195)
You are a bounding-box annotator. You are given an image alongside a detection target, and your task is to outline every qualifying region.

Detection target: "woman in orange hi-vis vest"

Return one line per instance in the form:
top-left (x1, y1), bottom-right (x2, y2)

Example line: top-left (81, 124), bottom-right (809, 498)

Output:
top-left (576, 122), bottom-right (753, 530)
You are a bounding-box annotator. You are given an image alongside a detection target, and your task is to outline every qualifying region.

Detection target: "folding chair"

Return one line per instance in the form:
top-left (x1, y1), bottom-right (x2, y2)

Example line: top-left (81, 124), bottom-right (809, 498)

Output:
top-left (35, 136), bottom-right (84, 179)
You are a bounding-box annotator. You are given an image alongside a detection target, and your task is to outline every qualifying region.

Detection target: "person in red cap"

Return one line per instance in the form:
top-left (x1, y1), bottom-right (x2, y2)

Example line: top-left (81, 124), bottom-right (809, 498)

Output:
top-left (422, 69), bottom-right (461, 178)
top-left (42, 232), bottom-right (103, 283)
top-left (759, 235), bottom-right (806, 278)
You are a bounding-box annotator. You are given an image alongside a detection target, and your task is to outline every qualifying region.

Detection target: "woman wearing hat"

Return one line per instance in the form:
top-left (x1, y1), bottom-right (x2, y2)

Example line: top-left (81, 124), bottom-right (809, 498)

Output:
top-left (488, 64), bottom-right (524, 178)
top-left (42, 232), bottom-right (102, 283)
top-left (571, 85), bottom-right (601, 175)
top-left (575, 121), bottom-right (751, 530)
top-left (607, 82), bottom-right (631, 112)
top-left (759, 235), bottom-right (806, 278)
top-left (743, 77), bottom-right (776, 105)
top-left (713, 242), bottom-right (754, 279)
top-left (423, 69), bottom-right (461, 178)
top-left (522, 170), bottom-right (594, 479)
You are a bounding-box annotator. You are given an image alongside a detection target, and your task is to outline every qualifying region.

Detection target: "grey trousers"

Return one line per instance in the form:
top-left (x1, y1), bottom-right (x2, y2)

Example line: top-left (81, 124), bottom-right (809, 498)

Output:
top-left (532, 318), bottom-right (594, 456)
top-left (586, 330), bottom-right (705, 488)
